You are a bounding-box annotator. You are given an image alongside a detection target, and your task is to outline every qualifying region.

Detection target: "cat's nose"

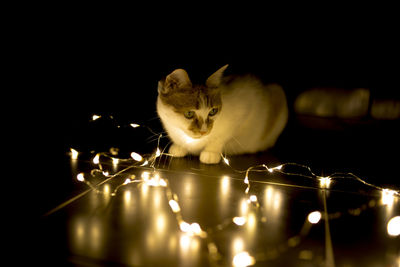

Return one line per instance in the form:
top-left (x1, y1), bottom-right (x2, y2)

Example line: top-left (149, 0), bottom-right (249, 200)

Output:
top-left (200, 130), bottom-right (208, 135)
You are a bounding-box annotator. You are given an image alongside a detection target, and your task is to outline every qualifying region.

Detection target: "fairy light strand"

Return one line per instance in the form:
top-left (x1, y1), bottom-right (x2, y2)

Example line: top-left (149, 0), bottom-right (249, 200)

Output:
top-left (65, 115), bottom-right (399, 266)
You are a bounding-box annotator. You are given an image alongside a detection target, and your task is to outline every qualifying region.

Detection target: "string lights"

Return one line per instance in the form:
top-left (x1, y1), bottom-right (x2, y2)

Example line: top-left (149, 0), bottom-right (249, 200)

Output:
top-left (66, 114), bottom-right (399, 266)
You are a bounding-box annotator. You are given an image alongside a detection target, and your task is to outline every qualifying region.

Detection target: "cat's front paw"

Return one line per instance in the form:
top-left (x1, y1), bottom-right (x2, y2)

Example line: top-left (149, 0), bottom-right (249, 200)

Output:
top-left (169, 144), bottom-right (188, 157)
top-left (200, 151), bottom-right (221, 164)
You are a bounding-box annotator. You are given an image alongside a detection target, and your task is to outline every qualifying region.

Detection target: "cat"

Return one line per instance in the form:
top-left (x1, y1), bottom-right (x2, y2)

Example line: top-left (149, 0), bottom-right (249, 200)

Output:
top-left (156, 65), bottom-right (288, 164)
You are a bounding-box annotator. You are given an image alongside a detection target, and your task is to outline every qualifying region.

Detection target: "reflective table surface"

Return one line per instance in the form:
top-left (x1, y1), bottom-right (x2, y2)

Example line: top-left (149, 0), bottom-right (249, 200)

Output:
top-left (31, 117), bottom-right (399, 267)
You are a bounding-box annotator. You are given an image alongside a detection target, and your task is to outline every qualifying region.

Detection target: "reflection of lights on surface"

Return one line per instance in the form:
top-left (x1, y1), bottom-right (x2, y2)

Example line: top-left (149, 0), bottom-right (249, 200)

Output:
top-left (232, 251), bottom-right (255, 267)
top-left (124, 191), bottom-right (131, 205)
top-left (221, 176), bottom-right (230, 195)
top-left (130, 152), bottom-right (143, 162)
top-left (382, 189), bottom-right (396, 206)
top-left (112, 158), bottom-right (119, 165)
top-left (156, 214), bottom-right (166, 233)
top-left (240, 199), bottom-right (248, 215)
top-left (387, 216), bottom-right (400, 236)
top-left (70, 148), bottom-right (79, 159)
top-left (233, 217), bottom-right (247, 226)
top-left (103, 184), bottom-right (110, 195)
top-left (308, 211), bottom-right (322, 224)
top-left (77, 173), bottom-right (85, 182)
top-left (319, 177), bottom-right (331, 188)
top-left (232, 237), bottom-right (244, 255)
top-left (247, 213), bottom-right (256, 231)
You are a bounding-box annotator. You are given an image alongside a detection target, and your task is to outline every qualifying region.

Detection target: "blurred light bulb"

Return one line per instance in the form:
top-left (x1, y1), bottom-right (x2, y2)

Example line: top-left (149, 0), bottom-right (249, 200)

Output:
top-left (308, 211), bottom-right (322, 224)
top-left (92, 114), bottom-right (101, 121)
top-left (130, 152), bottom-right (143, 162)
top-left (169, 200), bottom-right (181, 213)
top-left (77, 173), bottom-right (85, 182)
top-left (233, 217), bottom-right (247, 226)
top-left (233, 251), bottom-right (255, 267)
top-left (70, 148), bottom-right (79, 159)
top-left (93, 154), bottom-right (100, 164)
top-left (130, 123), bottom-right (140, 128)
top-left (249, 195), bottom-right (257, 203)
top-left (387, 216), bottom-right (400, 236)
top-left (319, 177), bottom-right (331, 188)
top-left (382, 189), bottom-right (395, 205)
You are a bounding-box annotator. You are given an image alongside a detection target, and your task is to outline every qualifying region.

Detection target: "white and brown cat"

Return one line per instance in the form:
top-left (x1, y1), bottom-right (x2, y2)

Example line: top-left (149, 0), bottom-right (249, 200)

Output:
top-left (157, 65), bottom-right (288, 164)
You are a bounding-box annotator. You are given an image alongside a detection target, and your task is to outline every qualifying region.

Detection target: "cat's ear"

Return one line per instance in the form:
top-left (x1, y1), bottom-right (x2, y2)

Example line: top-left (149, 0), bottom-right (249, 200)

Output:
top-left (206, 64), bottom-right (229, 88)
top-left (158, 69), bottom-right (192, 95)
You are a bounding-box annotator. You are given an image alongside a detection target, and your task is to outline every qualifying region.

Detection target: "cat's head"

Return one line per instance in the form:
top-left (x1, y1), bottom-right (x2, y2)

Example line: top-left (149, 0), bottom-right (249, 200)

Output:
top-left (158, 65), bottom-right (228, 139)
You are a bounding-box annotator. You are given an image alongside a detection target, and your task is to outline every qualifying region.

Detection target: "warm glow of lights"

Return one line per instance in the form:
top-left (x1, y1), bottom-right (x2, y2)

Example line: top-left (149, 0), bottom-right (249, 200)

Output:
top-left (319, 177), bottom-right (331, 188)
top-left (232, 237), bottom-right (244, 254)
top-left (141, 171), bottom-right (150, 180)
top-left (155, 148), bottom-right (161, 157)
top-left (232, 251), bottom-right (255, 267)
top-left (130, 123), bottom-right (140, 128)
top-left (244, 176), bottom-right (249, 184)
top-left (141, 160), bottom-right (149, 166)
top-left (387, 216), bottom-right (400, 236)
top-left (112, 158), bottom-right (119, 165)
top-left (249, 195), bottom-right (257, 203)
top-left (233, 216), bottom-right (247, 226)
top-left (268, 164), bottom-right (283, 173)
top-left (222, 156), bottom-right (230, 165)
top-left (93, 154), bottom-right (100, 164)
top-left (221, 176), bottom-right (230, 195)
top-left (70, 148), bottom-right (79, 159)
top-left (92, 114), bottom-right (101, 121)
top-left (308, 211), bottom-right (322, 224)
top-left (179, 221), bottom-right (205, 237)
top-left (382, 189), bottom-right (396, 205)
top-left (77, 173), bottom-right (85, 182)
top-left (179, 221), bottom-right (191, 232)
top-left (169, 200), bottom-right (181, 213)
top-left (130, 152), bottom-right (143, 162)
top-left (123, 178), bottom-right (131, 185)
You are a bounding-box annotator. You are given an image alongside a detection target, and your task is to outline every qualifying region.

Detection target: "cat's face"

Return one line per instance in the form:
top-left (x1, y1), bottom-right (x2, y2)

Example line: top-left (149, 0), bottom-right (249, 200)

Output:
top-left (158, 65), bottom-right (228, 139)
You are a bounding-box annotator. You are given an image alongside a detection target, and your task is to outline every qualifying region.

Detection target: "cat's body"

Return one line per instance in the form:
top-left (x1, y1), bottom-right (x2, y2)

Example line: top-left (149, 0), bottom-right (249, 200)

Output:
top-left (157, 65), bottom-right (288, 164)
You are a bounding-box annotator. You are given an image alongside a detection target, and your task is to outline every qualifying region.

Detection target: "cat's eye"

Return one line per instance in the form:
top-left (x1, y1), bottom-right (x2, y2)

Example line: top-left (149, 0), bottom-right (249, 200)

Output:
top-left (209, 107), bottom-right (219, 116)
top-left (184, 110), bottom-right (195, 119)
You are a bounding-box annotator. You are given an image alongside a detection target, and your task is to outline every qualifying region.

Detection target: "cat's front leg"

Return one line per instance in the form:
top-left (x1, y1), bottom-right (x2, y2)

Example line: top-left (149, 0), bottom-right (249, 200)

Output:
top-left (169, 143), bottom-right (188, 157)
top-left (200, 142), bottom-right (223, 164)
top-left (200, 151), bottom-right (221, 164)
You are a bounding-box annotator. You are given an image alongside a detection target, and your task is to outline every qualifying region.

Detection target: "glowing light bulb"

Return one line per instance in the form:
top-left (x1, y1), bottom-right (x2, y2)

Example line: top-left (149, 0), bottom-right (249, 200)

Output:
top-left (308, 211), bottom-right (322, 224)
top-left (233, 251), bottom-right (255, 267)
top-left (130, 152), bottom-right (143, 162)
top-left (179, 221), bottom-right (190, 233)
top-left (382, 189), bottom-right (396, 205)
top-left (77, 173), bottom-right (85, 182)
top-left (92, 114), bottom-right (101, 121)
top-left (223, 157), bottom-right (230, 165)
top-left (130, 123), bottom-right (140, 128)
top-left (112, 158), bottom-right (119, 165)
top-left (319, 177), bottom-right (331, 188)
top-left (249, 195), bottom-right (257, 203)
top-left (244, 176), bottom-right (249, 184)
top-left (169, 200), bottom-right (181, 213)
top-left (123, 178), bottom-right (131, 185)
top-left (233, 217), bottom-right (247, 226)
top-left (387, 216), bottom-right (400, 236)
top-left (269, 164), bottom-right (282, 172)
top-left (93, 154), bottom-right (100, 164)
top-left (154, 148), bottom-right (161, 158)
top-left (70, 148), bottom-right (79, 159)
